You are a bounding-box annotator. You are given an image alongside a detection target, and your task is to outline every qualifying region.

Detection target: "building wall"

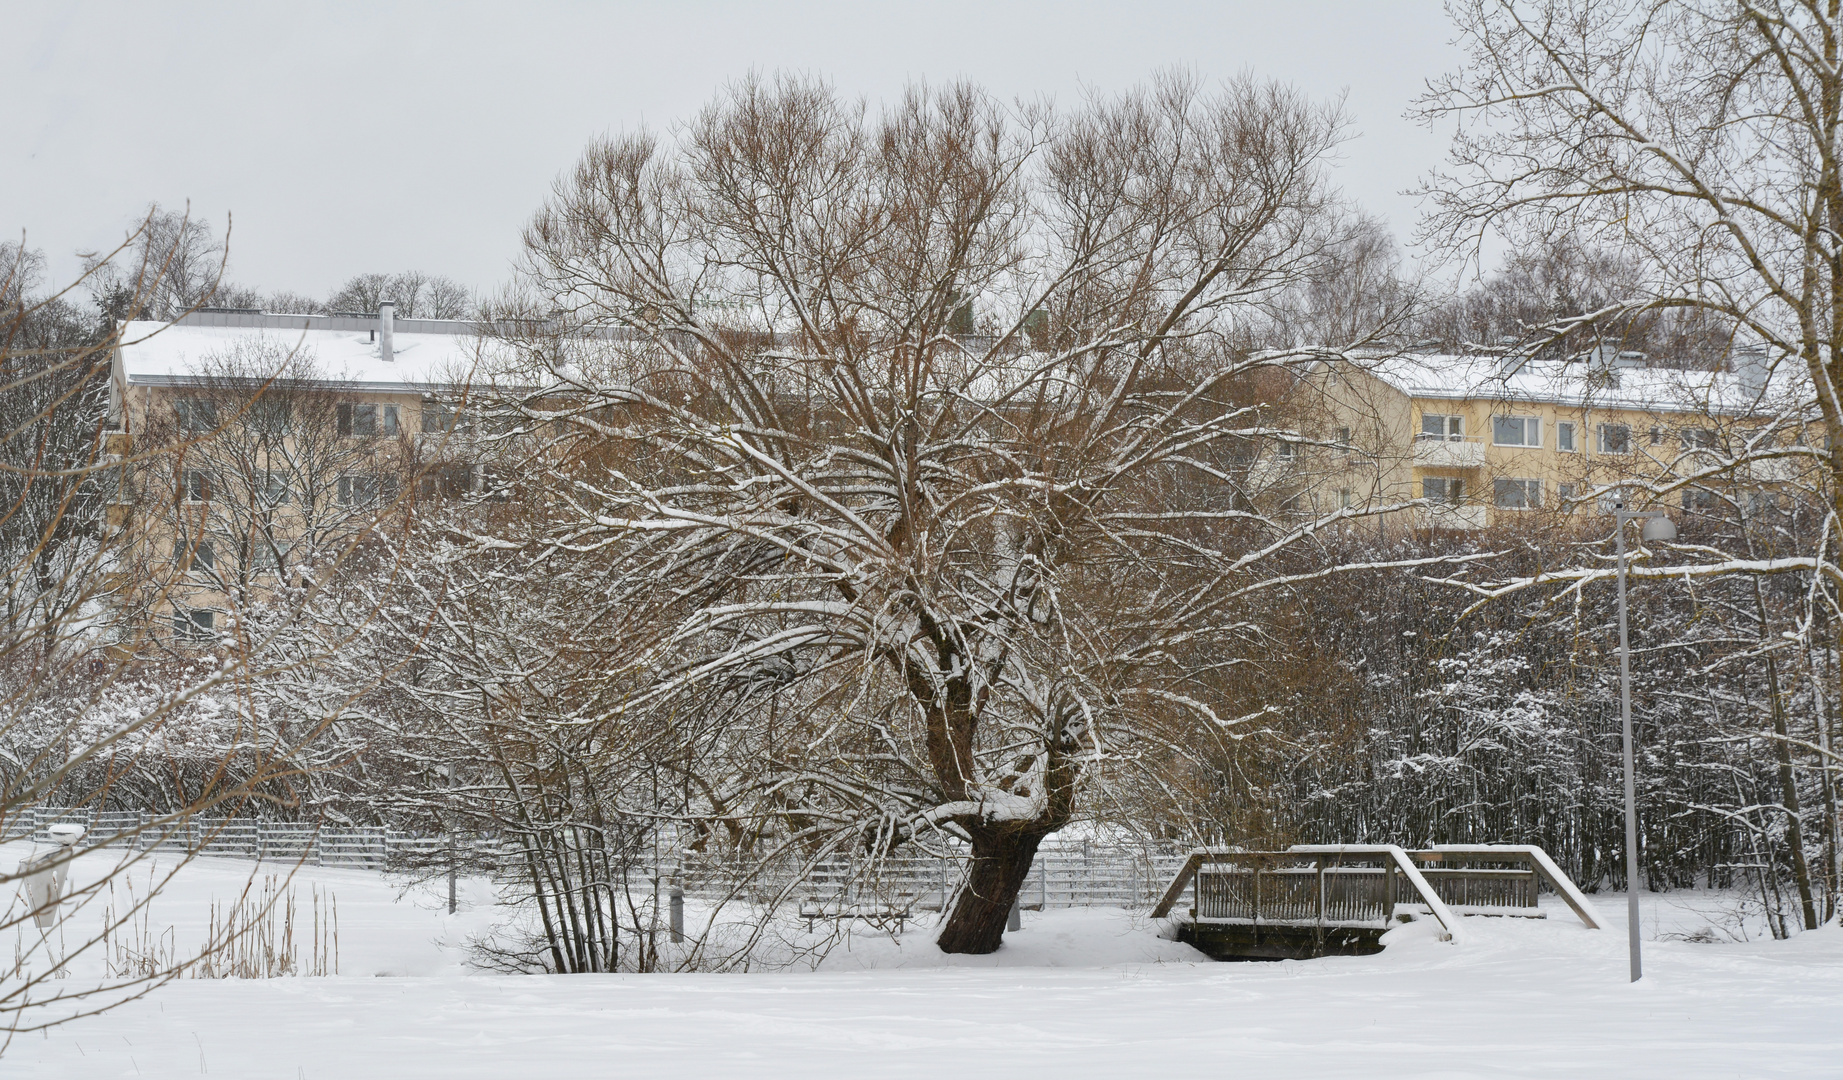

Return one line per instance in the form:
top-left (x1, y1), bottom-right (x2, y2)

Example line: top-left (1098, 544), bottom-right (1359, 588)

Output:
top-left (1302, 361), bottom-right (1816, 533)
top-left (112, 379), bottom-right (481, 646)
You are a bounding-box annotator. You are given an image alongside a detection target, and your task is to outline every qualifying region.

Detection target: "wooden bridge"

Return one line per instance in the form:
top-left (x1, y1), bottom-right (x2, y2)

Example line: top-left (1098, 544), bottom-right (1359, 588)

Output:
top-left (1150, 844), bottom-right (1603, 960)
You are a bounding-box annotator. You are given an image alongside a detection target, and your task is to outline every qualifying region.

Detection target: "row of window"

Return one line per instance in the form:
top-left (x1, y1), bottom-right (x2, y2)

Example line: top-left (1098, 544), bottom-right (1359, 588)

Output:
top-left (1424, 478), bottom-right (1786, 514)
top-left (178, 467), bottom-right (499, 505)
top-left (174, 538), bottom-right (291, 575)
top-left (1420, 413), bottom-right (1722, 455)
top-left (1423, 476), bottom-right (1555, 509)
top-left (172, 398), bottom-right (474, 437)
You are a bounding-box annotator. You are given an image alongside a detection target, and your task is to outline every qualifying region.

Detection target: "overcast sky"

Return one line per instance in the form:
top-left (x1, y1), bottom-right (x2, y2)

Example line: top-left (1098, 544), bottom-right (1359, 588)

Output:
top-left (6, 1), bottom-right (1465, 302)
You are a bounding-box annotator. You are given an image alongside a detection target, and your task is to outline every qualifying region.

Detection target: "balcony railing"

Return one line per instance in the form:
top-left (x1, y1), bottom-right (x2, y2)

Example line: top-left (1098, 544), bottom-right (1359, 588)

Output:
top-left (1416, 503), bottom-right (1489, 531)
top-left (1413, 434), bottom-right (1487, 468)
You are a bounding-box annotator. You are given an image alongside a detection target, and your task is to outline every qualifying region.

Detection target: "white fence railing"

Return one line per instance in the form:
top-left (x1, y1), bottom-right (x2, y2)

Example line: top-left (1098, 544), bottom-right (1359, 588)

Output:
top-left (2, 807), bottom-right (444, 869)
top-left (6, 808), bottom-right (1185, 908)
top-left (679, 848), bottom-right (1190, 911)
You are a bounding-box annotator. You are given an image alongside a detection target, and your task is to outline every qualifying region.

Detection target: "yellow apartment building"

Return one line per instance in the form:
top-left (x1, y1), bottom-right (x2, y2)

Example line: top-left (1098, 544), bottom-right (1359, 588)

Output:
top-left (106, 305), bottom-right (489, 645)
top-left (1296, 346), bottom-right (1808, 531)
top-left (103, 308), bottom-right (1807, 644)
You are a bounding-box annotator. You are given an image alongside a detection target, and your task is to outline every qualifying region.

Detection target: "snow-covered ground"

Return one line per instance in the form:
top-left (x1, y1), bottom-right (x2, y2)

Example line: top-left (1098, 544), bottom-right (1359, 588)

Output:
top-left (7, 842), bottom-right (1842, 1078)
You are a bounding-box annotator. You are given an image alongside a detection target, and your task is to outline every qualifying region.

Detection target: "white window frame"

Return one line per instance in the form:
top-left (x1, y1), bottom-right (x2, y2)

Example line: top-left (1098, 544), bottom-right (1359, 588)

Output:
top-left (261, 471), bottom-right (291, 505)
top-left (1555, 421), bottom-right (1577, 453)
top-left (175, 539), bottom-right (215, 576)
top-left (1493, 477), bottom-right (1543, 510)
top-left (1491, 415), bottom-right (1541, 448)
top-left (251, 537), bottom-right (291, 573)
top-left (339, 473), bottom-right (380, 506)
top-left (247, 398), bottom-right (291, 434)
top-left (171, 606), bottom-right (216, 644)
top-left (1422, 477), bottom-right (1463, 505)
top-left (339, 403), bottom-right (399, 438)
top-left (422, 399), bottom-right (473, 435)
top-left (1597, 423), bottom-right (1632, 455)
top-left (174, 398), bottom-right (217, 432)
top-left (183, 468), bottom-right (213, 503)
top-left (1420, 413), bottom-right (1465, 442)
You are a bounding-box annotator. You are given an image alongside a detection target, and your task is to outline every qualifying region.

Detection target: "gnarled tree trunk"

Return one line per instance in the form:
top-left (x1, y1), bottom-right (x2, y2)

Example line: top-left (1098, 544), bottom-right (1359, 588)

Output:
top-left (936, 824), bottom-right (1049, 954)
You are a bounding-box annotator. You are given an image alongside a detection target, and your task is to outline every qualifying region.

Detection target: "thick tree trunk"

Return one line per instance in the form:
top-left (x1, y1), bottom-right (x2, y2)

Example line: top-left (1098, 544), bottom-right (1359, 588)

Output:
top-left (936, 827), bottom-right (1046, 954)
top-left (1767, 657), bottom-right (1821, 931)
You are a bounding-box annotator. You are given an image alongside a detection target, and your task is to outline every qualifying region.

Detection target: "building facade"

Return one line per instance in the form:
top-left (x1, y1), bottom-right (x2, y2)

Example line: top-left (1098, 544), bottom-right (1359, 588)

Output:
top-left (106, 305), bottom-right (491, 645)
top-left (1301, 347), bottom-right (1809, 531)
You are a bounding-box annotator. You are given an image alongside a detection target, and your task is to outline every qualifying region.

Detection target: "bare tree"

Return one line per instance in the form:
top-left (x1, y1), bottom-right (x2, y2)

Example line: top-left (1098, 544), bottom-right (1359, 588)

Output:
top-left (488, 71), bottom-right (1440, 954)
top-left (1419, 0), bottom-right (1843, 931)
top-left (0, 218), bottom-right (419, 1041)
top-left (80, 205), bottom-right (237, 321)
top-left (1419, 234), bottom-right (1731, 365)
top-left (263, 290), bottom-right (326, 315)
top-left (327, 272), bottom-right (472, 318)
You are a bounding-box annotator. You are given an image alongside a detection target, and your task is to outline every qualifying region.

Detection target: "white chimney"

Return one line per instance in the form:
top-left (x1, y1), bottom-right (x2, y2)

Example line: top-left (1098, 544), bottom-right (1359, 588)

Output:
top-left (1731, 344), bottom-right (1771, 398)
top-left (379, 300), bottom-right (396, 362)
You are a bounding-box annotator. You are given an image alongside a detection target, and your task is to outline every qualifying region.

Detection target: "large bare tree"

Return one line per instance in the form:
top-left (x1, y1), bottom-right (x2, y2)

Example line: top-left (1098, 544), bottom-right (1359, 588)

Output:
top-left (487, 72), bottom-right (1430, 954)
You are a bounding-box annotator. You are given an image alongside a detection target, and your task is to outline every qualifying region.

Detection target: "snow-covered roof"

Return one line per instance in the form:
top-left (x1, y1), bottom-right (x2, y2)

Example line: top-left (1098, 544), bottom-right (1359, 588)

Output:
top-left (1348, 352), bottom-right (1803, 418)
top-left (116, 312), bottom-right (488, 393)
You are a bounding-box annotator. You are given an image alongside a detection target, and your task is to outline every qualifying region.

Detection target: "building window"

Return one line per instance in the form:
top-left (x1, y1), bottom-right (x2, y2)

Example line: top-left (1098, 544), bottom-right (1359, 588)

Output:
top-left (422, 400), bottom-right (472, 434)
top-left (183, 469), bottom-right (214, 502)
top-left (1682, 428), bottom-right (1717, 449)
top-left (418, 465), bottom-right (475, 500)
top-left (1336, 426), bottom-right (1352, 454)
top-left (1556, 482), bottom-right (1578, 507)
top-left (1649, 426), bottom-right (1665, 445)
top-left (1555, 422), bottom-right (1577, 452)
top-left (478, 466), bottom-right (514, 502)
top-left (1339, 488), bottom-right (1353, 509)
top-left (1420, 414), bottom-right (1464, 441)
top-left (173, 398), bottom-right (217, 432)
top-left (247, 398), bottom-right (291, 434)
top-left (251, 538), bottom-right (290, 573)
top-left (1422, 477), bottom-right (1463, 504)
top-left (1492, 415), bottom-right (1541, 447)
top-left (1597, 423), bottom-right (1632, 454)
top-left (339, 474), bottom-right (381, 505)
top-left (337, 403), bottom-right (401, 437)
top-left (171, 607), bottom-right (215, 644)
top-left (261, 471), bottom-right (291, 505)
top-left (1494, 478), bottom-right (1542, 509)
top-left (1682, 487), bottom-right (1719, 511)
top-left (1275, 439), bottom-right (1297, 460)
top-left (175, 540), bottom-right (215, 575)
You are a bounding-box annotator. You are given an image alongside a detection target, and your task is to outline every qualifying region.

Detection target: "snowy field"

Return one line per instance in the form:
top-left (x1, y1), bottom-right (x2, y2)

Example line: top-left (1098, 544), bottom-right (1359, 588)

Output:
top-left (6, 842), bottom-right (1842, 1079)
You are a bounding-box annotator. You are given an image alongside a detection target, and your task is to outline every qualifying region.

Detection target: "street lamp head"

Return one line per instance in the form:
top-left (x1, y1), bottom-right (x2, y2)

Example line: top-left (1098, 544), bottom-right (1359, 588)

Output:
top-left (1640, 516), bottom-right (1677, 543)
top-left (46, 823), bottom-right (85, 847)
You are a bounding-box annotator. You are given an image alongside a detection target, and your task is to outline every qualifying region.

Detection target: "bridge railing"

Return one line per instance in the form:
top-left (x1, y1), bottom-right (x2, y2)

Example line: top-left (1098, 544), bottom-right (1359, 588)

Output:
top-left (1151, 843), bottom-right (1605, 943)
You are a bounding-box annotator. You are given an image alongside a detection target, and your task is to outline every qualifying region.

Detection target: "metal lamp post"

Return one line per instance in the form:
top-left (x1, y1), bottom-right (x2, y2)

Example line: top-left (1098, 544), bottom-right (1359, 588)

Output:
top-left (1613, 505), bottom-right (1676, 983)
